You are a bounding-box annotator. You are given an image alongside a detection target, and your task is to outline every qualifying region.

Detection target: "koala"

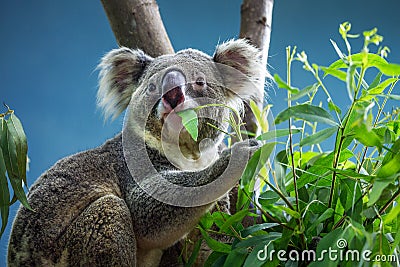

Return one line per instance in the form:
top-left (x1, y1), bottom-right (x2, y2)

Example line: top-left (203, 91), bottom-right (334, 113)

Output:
top-left (8, 39), bottom-right (264, 266)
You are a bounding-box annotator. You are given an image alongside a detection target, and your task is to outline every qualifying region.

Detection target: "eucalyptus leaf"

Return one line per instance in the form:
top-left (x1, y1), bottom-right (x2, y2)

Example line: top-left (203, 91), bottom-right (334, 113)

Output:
top-left (367, 77), bottom-right (397, 95)
top-left (346, 64), bottom-right (357, 101)
top-left (275, 104), bottom-right (338, 126)
top-left (288, 83), bottom-right (318, 101)
top-left (177, 109), bottom-right (198, 141)
top-left (7, 114), bottom-right (28, 185)
top-left (220, 209), bottom-right (249, 232)
top-left (0, 124), bottom-right (31, 211)
top-left (0, 145), bottom-right (10, 237)
top-left (273, 74), bottom-right (299, 93)
top-left (257, 129), bottom-right (301, 141)
top-left (240, 143), bottom-right (275, 186)
top-left (199, 227), bottom-right (231, 253)
top-left (235, 232), bottom-right (281, 248)
top-left (307, 208), bottom-right (334, 233)
top-left (321, 67), bottom-right (346, 81)
top-left (328, 52), bottom-right (400, 76)
top-left (300, 127), bottom-right (337, 147)
top-left (222, 247), bottom-right (247, 267)
top-left (286, 149), bottom-right (354, 192)
top-left (240, 223), bottom-right (279, 238)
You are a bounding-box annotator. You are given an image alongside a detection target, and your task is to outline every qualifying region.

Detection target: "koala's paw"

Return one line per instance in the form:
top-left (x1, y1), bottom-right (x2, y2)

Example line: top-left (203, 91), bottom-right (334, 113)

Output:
top-left (231, 139), bottom-right (262, 159)
top-left (220, 139), bottom-right (262, 161)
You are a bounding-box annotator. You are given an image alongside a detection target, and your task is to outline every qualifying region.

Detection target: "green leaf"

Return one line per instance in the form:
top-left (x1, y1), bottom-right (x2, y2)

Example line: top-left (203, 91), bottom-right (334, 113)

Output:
top-left (353, 123), bottom-right (383, 148)
top-left (309, 228), bottom-right (352, 267)
top-left (0, 122), bottom-right (31, 211)
top-left (240, 223), bottom-right (279, 238)
top-left (328, 52), bottom-right (400, 76)
top-left (220, 209), bottom-right (249, 232)
top-left (307, 208), bottom-right (334, 233)
top-left (367, 72), bottom-right (383, 90)
top-left (240, 143), bottom-right (275, 186)
top-left (235, 232), bottom-right (281, 248)
top-left (368, 176), bottom-right (397, 207)
top-left (286, 149), bottom-right (353, 192)
top-left (325, 167), bottom-right (373, 181)
top-left (288, 83), bottom-right (318, 101)
top-left (204, 251), bottom-right (227, 267)
top-left (177, 109), bottom-right (198, 141)
top-left (321, 67), bottom-right (346, 81)
top-left (346, 64), bottom-right (357, 101)
top-left (249, 100), bottom-right (262, 129)
top-left (222, 247), bottom-right (248, 267)
top-left (7, 114), bottom-right (28, 185)
top-left (300, 127), bottom-right (337, 147)
top-left (273, 74), bottom-right (299, 93)
top-left (274, 104), bottom-right (338, 126)
top-left (274, 205), bottom-right (300, 219)
top-left (367, 77), bottom-right (397, 95)
top-left (377, 154), bottom-right (400, 178)
top-left (383, 196), bottom-right (400, 224)
top-left (199, 212), bottom-right (214, 230)
top-left (390, 219), bottom-right (400, 255)
top-left (328, 100), bottom-right (342, 115)
top-left (256, 129), bottom-right (301, 141)
top-left (377, 62), bottom-right (400, 76)
top-left (199, 227), bottom-right (231, 253)
top-left (258, 191), bottom-right (280, 206)
top-left (0, 119), bottom-right (10, 237)
top-left (340, 179), bottom-right (362, 222)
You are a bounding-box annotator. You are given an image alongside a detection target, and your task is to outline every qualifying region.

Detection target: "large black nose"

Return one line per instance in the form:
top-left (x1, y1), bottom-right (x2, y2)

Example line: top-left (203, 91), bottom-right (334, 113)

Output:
top-left (162, 70), bottom-right (186, 109)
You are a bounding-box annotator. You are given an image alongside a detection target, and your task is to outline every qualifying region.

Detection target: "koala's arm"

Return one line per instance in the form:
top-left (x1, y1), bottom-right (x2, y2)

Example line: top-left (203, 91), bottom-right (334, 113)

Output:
top-left (140, 139), bottom-right (259, 190)
top-left (163, 150), bottom-right (232, 187)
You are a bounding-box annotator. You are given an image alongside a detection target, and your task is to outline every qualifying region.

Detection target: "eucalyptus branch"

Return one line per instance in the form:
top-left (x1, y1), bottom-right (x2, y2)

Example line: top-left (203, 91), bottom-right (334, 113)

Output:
top-left (286, 46), bottom-right (300, 213)
top-left (259, 175), bottom-right (294, 210)
top-left (358, 78), bottom-right (398, 172)
top-left (242, 190), bottom-right (294, 231)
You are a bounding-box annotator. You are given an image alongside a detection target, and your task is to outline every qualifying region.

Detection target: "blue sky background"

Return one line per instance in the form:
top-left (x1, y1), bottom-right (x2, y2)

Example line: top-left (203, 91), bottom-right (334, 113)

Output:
top-left (1, 0), bottom-right (399, 263)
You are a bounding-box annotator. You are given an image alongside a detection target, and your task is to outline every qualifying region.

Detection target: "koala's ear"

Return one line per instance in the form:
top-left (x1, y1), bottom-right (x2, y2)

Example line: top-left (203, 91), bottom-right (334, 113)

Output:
top-left (213, 39), bottom-right (265, 100)
top-left (97, 47), bottom-right (153, 120)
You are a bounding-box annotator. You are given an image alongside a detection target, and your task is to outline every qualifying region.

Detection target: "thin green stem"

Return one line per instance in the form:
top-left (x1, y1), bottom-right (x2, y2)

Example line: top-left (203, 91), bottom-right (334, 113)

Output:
top-left (259, 175), bottom-right (294, 210)
top-left (328, 66), bottom-right (367, 208)
top-left (286, 46), bottom-right (300, 213)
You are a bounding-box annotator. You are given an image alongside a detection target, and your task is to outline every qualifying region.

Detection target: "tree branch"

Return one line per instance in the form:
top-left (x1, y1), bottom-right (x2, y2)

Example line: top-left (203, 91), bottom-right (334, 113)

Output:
top-left (239, 0), bottom-right (274, 135)
top-left (100, 0), bottom-right (174, 57)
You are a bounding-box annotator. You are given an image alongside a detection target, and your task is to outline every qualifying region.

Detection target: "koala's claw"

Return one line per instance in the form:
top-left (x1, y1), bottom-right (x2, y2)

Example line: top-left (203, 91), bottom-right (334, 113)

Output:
top-left (248, 138), bottom-right (261, 147)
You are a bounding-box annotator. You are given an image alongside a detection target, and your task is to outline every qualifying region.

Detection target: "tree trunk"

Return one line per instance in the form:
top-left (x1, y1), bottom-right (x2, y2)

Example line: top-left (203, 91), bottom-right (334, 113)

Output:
top-left (239, 0), bottom-right (274, 136)
top-left (100, 0), bottom-right (174, 57)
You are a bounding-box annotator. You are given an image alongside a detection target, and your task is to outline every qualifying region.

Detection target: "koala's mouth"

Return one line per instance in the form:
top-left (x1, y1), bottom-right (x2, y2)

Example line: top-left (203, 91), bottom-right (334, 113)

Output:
top-left (158, 86), bottom-right (186, 123)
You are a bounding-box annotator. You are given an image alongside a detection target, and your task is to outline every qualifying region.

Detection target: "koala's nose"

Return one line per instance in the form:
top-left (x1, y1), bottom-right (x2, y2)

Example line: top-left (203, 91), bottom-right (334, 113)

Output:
top-left (162, 70), bottom-right (186, 109)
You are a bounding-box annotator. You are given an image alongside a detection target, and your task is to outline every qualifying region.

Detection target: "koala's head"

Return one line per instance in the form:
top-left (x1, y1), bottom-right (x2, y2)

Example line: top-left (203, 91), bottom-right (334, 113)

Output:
top-left (97, 39), bottom-right (264, 161)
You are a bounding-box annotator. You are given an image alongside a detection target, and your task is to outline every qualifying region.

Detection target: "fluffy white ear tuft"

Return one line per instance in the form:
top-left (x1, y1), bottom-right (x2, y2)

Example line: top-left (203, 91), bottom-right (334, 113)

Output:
top-left (97, 47), bottom-right (153, 120)
top-left (213, 39), bottom-right (266, 102)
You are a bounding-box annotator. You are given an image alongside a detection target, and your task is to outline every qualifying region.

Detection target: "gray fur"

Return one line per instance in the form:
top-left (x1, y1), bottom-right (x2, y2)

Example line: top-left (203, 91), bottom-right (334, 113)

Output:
top-left (8, 39), bottom-right (264, 266)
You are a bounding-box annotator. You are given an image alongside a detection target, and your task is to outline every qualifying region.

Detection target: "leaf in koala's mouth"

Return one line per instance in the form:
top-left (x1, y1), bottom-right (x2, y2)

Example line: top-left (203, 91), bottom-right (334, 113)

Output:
top-left (177, 109), bottom-right (198, 141)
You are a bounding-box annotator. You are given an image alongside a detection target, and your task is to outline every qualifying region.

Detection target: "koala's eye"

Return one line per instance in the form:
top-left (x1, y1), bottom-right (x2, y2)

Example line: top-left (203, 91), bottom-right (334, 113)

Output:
top-left (148, 83), bottom-right (157, 93)
top-left (195, 77), bottom-right (206, 87)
